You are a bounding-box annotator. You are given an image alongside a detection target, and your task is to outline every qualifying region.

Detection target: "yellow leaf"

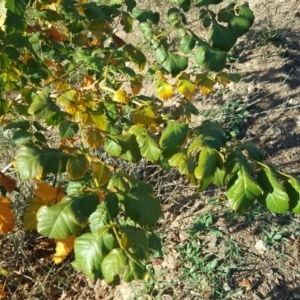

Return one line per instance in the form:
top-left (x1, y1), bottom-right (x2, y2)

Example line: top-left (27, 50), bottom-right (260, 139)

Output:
top-left (23, 183), bottom-right (65, 230)
top-left (216, 71), bottom-right (229, 87)
top-left (86, 128), bottom-right (104, 149)
top-left (89, 111), bottom-right (106, 131)
top-left (196, 73), bottom-right (214, 96)
top-left (154, 80), bottom-right (173, 100)
top-left (0, 197), bottom-right (14, 234)
top-left (0, 172), bottom-right (17, 193)
top-left (53, 235), bottom-right (75, 264)
top-left (0, 283), bottom-right (6, 299)
top-left (113, 90), bottom-right (130, 104)
top-left (92, 162), bottom-right (111, 187)
top-left (176, 77), bottom-right (197, 100)
top-left (132, 105), bottom-right (156, 125)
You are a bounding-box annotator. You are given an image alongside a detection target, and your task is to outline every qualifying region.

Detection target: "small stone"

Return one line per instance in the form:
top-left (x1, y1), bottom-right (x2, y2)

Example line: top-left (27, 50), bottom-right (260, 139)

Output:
top-left (294, 117), bottom-right (300, 126)
top-left (255, 240), bottom-right (267, 253)
top-left (272, 126), bottom-right (282, 135)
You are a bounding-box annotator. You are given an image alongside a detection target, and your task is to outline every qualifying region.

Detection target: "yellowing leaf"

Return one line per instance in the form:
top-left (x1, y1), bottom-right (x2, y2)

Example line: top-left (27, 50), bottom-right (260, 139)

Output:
top-left (130, 75), bottom-right (143, 96)
top-left (0, 172), bottom-right (17, 193)
top-left (196, 73), bottom-right (214, 95)
top-left (0, 197), bottom-right (14, 234)
top-left (176, 77), bottom-right (197, 100)
top-left (81, 73), bottom-right (95, 88)
top-left (89, 112), bottom-right (106, 131)
top-left (34, 183), bottom-right (65, 202)
top-left (0, 283), bottom-right (6, 299)
top-left (53, 235), bottom-right (75, 264)
top-left (86, 128), bottom-right (104, 149)
top-left (57, 90), bottom-right (78, 115)
top-left (113, 90), bottom-right (130, 104)
top-left (23, 183), bottom-right (65, 230)
top-left (92, 162), bottom-right (111, 187)
top-left (154, 80), bottom-right (173, 100)
top-left (132, 106), bottom-right (156, 126)
top-left (66, 155), bottom-right (89, 180)
top-left (45, 25), bottom-right (65, 42)
top-left (216, 71), bottom-right (229, 87)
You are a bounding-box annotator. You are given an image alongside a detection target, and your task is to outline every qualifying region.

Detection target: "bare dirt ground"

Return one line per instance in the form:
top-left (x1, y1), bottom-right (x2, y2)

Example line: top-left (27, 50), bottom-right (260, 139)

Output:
top-left (1, 1), bottom-right (300, 299)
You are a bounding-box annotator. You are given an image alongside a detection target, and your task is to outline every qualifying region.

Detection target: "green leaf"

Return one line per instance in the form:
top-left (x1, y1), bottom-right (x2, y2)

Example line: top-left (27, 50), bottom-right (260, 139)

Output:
top-left (4, 120), bottom-right (30, 131)
top-left (228, 16), bottom-right (251, 37)
top-left (59, 120), bottom-right (79, 139)
top-left (284, 177), bottom-right (300, 213)
top-left (257, 167), bottom-right (289, 213)
top-left (81, 2), bottom-right (106, 21)
top-left (136, 134), bottom-right (161, 162)
top-left (159, 122), bottom-right (188, 158)
top-left (104, 134), bottom-right (141, 162)
top-left (89, 203), bottom-right (110, 232)
top-left (179, 35), bottom-right (196, 54)
top-left (73, 227), bottom-right (116, 280)
top-left (37, 194), bottom-right (99, 239)
top-left (132, 8), bottom-right (159, 24)
top-left (123, 260), bottom-right (147, 281)
top-left (66, 155), bottom-right (89, 180)
top-left (12, 130), bottom-right (32, 145)
top-left (0, 99), bottom-right (8, 116)
top-left (162, 52), bottom-right (188, 76)
top-left (209, 20), bottom-right (239, 51)
top-left (28, 91), bottom-right (62, 120)
top-left (238, 3), bottom-right (254, 26)
top-left (101, 248), bottom-right (127, 284)
top-left (195, 147), bottom-right (223, 191)
top-left (155, 46), bottom-right (168, 64)
top-left (121, 12), bottom-right (133, 33)
top-left (240, 141), bottom-right (264, 161)
top-left (195, 44), bottom-right (227, 72)
top-left (120, 188), bottom-right (161, 228)
top-left (169, 152), bottom-right (195, 178)
top-left (66, 179), bottom-right (89, 196)
top-left (226, 166), bottom-right (263, 213)
top-left (108, 174), bottom-right (130, 193)
top-left (195, 0), bottom-right (222, 7)
top-left (120, 225), bottom-right (149, 259)
top-left (16, 145), bottom-right (43, 179)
